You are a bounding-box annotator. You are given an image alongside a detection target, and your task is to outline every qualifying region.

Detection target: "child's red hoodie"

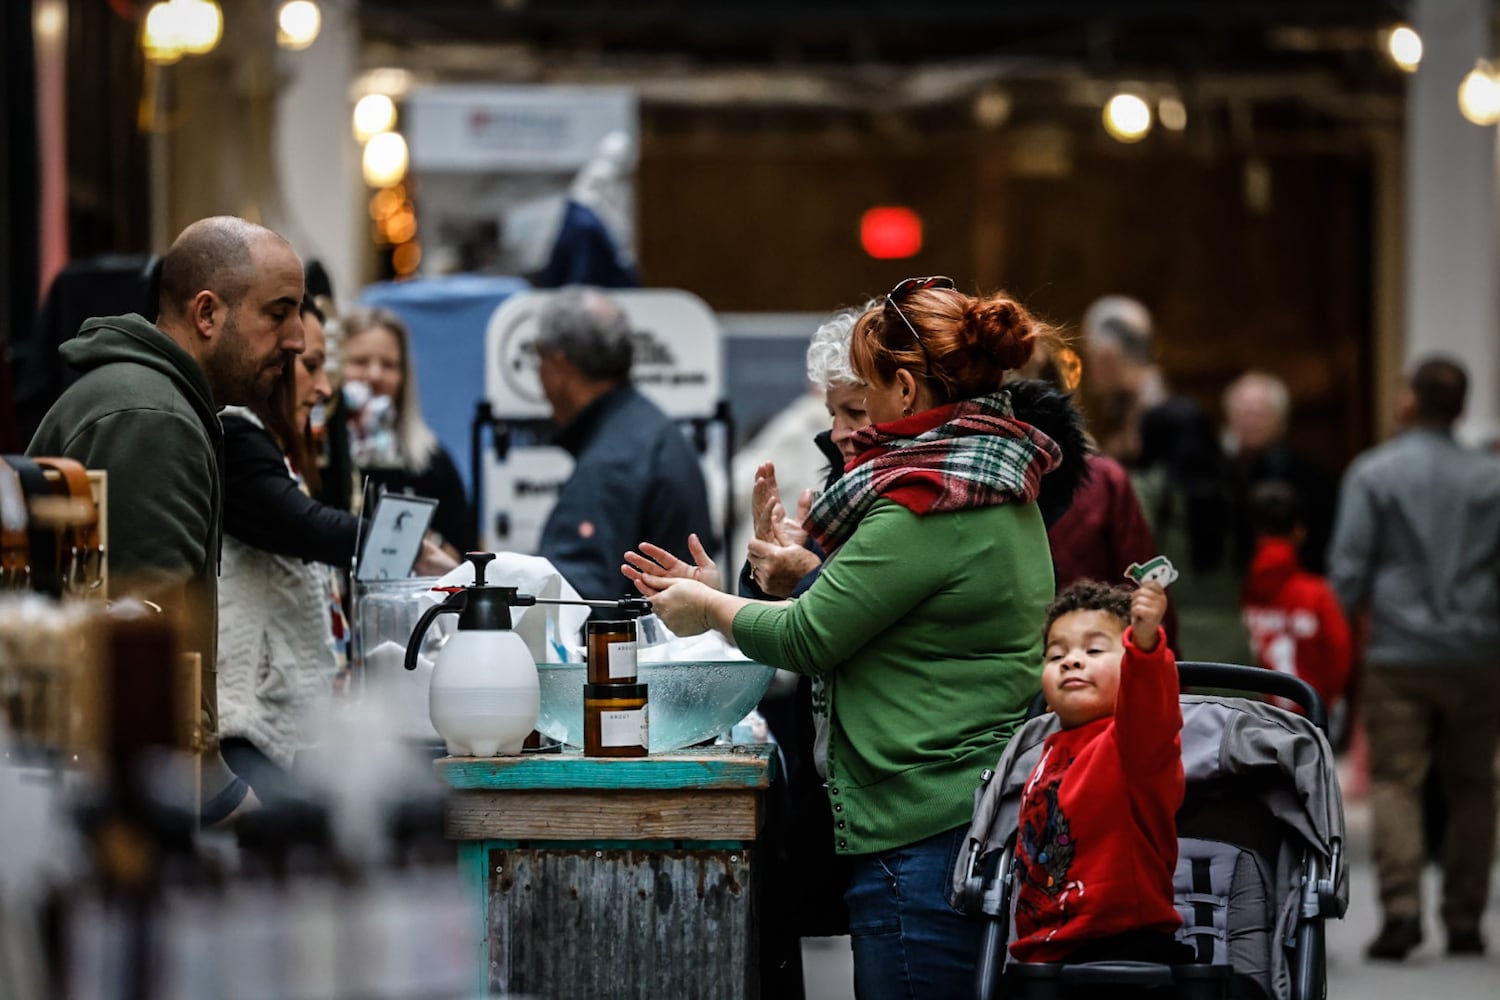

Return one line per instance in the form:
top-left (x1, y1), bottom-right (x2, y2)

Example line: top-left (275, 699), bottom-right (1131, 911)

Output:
top-left (1010, 628), bottom-right (1184, 963)
top-left (1241, 536), bottom-right (1352, 712)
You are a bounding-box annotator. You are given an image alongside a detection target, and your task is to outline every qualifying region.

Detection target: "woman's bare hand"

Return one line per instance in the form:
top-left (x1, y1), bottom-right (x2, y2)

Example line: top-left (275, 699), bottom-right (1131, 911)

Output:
top-left (621, 533), bottom-right (722, 596)
top-left (746, 537), bottom-right (822, 598)
top-left (637, 577), bottom-right (713, 636)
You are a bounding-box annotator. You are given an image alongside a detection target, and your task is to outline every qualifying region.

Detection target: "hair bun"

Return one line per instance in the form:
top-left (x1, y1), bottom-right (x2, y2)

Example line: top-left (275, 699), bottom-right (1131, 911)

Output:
top-left (959, 295), bottom-right (1037, 372)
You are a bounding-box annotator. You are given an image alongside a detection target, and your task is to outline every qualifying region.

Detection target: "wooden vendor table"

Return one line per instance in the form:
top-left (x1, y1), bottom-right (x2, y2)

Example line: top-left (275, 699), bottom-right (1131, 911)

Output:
top-left (436, 744), bottom-right (776, 999)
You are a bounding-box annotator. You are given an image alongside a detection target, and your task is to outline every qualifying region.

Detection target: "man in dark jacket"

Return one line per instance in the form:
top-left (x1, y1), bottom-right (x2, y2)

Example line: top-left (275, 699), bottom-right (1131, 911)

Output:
top-left (532, 287), bottom-right (712, 602)
top-left (28, 216), bottom-right (306, 824)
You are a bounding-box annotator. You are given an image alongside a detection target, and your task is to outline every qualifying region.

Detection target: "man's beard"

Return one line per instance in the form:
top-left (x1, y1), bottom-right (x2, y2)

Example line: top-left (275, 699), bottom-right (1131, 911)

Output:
top-left (209, 313), bottom-right (282, 405)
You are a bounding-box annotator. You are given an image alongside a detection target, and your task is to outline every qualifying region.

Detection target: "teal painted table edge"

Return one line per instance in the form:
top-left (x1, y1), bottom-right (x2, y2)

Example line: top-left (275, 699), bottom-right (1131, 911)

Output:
top-left (434, 743), bottom-right (775, 791)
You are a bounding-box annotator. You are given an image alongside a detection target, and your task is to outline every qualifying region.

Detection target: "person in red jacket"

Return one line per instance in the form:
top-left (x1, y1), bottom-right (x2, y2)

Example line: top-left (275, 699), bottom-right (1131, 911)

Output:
top-left (1011, 577), bottom-right (1191, 965)
top-left (1240, 480), bottom-right (1352, 722)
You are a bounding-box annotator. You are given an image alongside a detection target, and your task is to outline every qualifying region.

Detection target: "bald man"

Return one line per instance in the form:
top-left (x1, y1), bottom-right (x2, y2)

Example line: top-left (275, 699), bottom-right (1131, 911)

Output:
top-left (29, 215), bottom-right (305, 824)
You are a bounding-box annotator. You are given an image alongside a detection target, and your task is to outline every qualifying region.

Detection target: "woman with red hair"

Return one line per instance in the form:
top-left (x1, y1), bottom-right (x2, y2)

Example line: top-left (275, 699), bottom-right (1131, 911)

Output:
top-left (626, 279), bottom-right (1083, 999)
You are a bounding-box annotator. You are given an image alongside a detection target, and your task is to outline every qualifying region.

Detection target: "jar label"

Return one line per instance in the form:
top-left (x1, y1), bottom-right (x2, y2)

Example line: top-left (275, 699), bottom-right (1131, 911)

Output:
top-left (600, 705), bottom-right (648, 748)
top-left (608, 640), bottom-right (638, 679)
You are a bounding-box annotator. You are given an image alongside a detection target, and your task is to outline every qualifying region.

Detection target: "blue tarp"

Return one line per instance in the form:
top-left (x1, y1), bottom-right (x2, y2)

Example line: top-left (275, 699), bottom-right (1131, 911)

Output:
top-left (358, 274), bottom-right (531, 493)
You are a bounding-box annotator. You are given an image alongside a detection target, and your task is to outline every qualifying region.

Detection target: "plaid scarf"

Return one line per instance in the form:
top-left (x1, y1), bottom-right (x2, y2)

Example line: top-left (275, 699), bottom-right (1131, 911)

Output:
top-left (803, 390), bottom-right (1061, 553)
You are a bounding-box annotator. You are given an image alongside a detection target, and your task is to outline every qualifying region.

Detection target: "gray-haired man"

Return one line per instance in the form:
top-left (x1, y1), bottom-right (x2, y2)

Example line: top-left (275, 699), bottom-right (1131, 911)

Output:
top-left (532, 287), bottom-right (712, 602)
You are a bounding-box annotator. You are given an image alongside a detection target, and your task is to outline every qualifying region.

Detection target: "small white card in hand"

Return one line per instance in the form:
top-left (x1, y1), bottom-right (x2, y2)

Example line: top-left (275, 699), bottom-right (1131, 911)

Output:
top-left (357, 492), bottom-right (438, 581)
top-left (1124, 555), bottom-right (1179, 588)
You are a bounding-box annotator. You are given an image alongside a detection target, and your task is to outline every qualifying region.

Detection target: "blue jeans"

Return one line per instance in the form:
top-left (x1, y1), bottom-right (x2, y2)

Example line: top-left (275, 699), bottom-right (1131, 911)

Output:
top-left (847, 824), bottom-right (982, 1000)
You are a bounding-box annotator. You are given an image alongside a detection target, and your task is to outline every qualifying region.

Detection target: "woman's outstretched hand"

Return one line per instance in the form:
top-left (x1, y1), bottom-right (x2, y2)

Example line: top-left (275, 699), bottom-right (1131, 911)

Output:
top-left (634, 576), bottom-right (714, 636)
top-left (621, 533), bottom-right (722, 597)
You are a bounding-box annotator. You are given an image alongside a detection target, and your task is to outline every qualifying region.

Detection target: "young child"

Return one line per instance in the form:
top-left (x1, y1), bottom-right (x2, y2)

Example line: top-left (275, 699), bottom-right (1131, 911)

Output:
top-left (1010, 578), bottom-right (1188, 965)
top-left (1240, 480), bottom-right (1352, 720)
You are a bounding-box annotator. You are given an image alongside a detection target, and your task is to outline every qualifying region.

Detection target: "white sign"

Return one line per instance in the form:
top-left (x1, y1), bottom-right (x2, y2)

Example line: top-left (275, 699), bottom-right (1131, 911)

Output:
top-left (484, 446), bottom-right (575, 554)
top-left (484, 289), bottom-right (723, 420)
top-left (407, 86), bottom-right (636, 172)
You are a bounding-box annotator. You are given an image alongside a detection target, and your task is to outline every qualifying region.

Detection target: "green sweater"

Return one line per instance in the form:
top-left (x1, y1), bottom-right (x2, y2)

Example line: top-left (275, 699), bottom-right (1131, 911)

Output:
top-left (733, 498), bottom-right (1053, 855)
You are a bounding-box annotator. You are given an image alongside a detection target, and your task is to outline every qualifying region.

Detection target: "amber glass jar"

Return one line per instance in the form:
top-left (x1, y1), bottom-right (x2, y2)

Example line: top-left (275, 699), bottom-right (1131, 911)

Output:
top-left (583, 682), bottom-right (649, 757)
top-left (586, 620), bottom-right (638, 684)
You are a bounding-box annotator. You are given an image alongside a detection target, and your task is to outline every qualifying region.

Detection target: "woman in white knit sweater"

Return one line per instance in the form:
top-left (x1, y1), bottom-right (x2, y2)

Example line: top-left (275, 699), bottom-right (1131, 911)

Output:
top-left (217, 299), bottom-right (350, 802)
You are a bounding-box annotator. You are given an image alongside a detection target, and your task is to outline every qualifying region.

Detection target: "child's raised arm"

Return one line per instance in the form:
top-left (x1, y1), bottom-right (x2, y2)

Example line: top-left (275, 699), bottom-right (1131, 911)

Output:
top-left (1130, 581), bottom-right (1168, 652)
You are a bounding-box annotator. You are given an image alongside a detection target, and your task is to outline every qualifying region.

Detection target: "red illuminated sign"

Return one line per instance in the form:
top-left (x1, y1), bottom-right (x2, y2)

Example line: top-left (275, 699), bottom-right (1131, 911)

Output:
top-left (861, 206), bottom-right (923, 259)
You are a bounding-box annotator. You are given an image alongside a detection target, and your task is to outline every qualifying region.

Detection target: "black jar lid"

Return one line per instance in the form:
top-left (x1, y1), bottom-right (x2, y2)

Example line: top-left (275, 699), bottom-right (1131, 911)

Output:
top-left (584, 682), bottom-right (648, 700)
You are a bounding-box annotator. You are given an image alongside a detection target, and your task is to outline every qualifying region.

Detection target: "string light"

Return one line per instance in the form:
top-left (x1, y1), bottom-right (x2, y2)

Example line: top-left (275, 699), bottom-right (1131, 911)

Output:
top-left (1386, 25), bottom-right (1422, 73)
top-left (1458, 62), bottom-right (1500, 126)
top-left (362, 132), bottom-right (410, 188)
top-left (1158, 95), bottom-right (1188, 132)
top-left (141, 0), bottom-right (221, 64)
top-left (354, 94), bottom-right (398, 143)
top-left (1103, 93), bottom-right (1152, 143)
top-left (277, 1), bottom-right (322, 51)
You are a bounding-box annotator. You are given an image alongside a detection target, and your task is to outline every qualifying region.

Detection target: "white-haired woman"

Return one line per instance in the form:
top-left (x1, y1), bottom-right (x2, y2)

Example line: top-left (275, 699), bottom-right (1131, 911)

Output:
top-left (742, 299), bottom-right (878, 599)
top-left (337, 307), bottom-right (476, 553)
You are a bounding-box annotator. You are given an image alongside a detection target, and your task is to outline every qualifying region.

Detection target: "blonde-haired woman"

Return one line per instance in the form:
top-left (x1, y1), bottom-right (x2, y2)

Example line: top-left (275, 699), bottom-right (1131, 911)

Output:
top-left (337, 307), bottom-right (476, 553)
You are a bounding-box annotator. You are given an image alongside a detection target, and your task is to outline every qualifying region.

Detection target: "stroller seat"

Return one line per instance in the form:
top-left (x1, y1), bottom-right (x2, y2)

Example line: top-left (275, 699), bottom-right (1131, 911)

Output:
top-left (953, 663), bottom-right (1348, 1000)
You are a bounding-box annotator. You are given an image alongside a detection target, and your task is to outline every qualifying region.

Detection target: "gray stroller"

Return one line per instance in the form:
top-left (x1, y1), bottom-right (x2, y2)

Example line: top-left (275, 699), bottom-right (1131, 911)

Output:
top-left (952, 663), bottom-right (1348, 1000)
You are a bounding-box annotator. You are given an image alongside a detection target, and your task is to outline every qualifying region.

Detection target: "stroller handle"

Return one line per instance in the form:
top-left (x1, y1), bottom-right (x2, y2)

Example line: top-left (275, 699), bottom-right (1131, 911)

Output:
top-left (1176, 661), bottom-right (1328, 733)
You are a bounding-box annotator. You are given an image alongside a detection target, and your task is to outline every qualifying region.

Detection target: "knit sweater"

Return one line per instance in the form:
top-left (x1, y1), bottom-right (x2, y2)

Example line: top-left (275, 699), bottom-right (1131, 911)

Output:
top-left (1010, 628), bottom-right (1184, 962)
top-left (733, 498), bottom-right (1053, 855)
top-left (216, 410), bottom-right (339, 770)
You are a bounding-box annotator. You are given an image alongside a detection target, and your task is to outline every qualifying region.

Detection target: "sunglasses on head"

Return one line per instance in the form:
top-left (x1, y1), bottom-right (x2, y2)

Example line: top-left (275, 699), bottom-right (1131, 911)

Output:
top-left (885, 276), bottom-right (956, 368)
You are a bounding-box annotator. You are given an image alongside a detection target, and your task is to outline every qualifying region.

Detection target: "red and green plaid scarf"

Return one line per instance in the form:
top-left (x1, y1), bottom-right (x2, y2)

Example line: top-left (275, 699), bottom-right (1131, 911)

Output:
top-left (803, 390), bottom-right (1061, 553)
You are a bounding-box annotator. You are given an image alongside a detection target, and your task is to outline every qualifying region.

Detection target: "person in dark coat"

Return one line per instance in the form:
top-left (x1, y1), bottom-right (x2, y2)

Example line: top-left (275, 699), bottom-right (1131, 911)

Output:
top-left (531, 286), bottom-right (712, 602)
top-left (1222, 371), bottom-right (1337, 574)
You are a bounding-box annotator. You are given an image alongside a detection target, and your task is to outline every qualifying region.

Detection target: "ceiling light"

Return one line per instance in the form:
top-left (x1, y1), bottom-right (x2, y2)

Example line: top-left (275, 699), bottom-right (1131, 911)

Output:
top-left (1158, 96), bottom-right (1188, 132)
top-left (353, 94), bottom-right (397, 142)
top-left (178, 0), bottom-right (221, 55)
top-left (1103, 93), bottom-right (1152, 143)
top-left (362, 132), bottom-right (410, 188)
top-left (277, 0), bottom-right (321, 51)
top-left (142, 2), bottom-right (186, 65)
top-left (1458, 62), bottom-right (1500, 126)
top-left (1387, 25), bottom-right (1422, 73)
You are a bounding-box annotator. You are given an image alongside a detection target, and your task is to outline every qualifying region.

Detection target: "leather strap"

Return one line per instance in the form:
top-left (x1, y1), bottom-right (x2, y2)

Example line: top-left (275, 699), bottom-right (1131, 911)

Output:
top-left (0, 460), bottom-right (28, 583)
top-left (33, 456), bottom-right (101, 593)
top-left (3, 455), bottom-right (60, 595)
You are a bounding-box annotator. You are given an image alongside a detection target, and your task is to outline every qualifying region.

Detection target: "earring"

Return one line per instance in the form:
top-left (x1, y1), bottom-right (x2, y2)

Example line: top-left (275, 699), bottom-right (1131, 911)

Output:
top-left (902, 405), bottom-right (913, 416)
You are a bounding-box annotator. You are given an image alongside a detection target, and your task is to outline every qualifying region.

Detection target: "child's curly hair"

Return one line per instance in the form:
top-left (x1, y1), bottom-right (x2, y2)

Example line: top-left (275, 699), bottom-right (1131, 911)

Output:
top-left (1043, 580), bottom-right (1133, 639)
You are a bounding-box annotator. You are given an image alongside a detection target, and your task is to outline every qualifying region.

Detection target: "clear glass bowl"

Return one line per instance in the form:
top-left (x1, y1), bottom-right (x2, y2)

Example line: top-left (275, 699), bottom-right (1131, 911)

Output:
top-left (535, 660), bottom-right (775, 752)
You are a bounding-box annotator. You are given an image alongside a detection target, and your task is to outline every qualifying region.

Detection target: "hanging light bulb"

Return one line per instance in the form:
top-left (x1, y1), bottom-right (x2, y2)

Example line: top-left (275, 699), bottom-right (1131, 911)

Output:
top-left (1103, 92), bottom-right (1152, 143)
top-left (1386, 25), bottom-right (1422, 73)
top-left (277, 0), bottom-right (322, 51)
top-left (177, 0), bottom-right (222, 55)
top-left (1158, 95), bottom-right (1188, 132)
top-left (1458, 62), bottom-right (1500, 126)
top-left (353, 94), bottom-right (398, 143)
top-left (142, 1), bottom-right (187, 65)
top-left (362, 132), bottom-right (410, 188)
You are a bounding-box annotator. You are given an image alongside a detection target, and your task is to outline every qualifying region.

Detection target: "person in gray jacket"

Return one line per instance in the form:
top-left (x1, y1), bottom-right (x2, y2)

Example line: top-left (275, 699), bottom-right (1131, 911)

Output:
top-left (1327, 356), bottom-right (1500, 961)
top-left (532, 287), bottom-right (712, 603)
top-left (28, 216), bottom-right (306, 824)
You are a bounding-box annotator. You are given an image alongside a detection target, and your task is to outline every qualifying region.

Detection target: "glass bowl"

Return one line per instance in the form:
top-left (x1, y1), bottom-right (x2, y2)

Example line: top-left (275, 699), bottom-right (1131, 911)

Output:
top-left (536, 659), bottom-right (775, 753)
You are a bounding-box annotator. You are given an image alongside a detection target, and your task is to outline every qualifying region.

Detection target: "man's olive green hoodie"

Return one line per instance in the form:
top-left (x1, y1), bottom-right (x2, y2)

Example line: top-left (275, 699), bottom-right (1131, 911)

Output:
top-left (28, 312), bottom-right (248, 821)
